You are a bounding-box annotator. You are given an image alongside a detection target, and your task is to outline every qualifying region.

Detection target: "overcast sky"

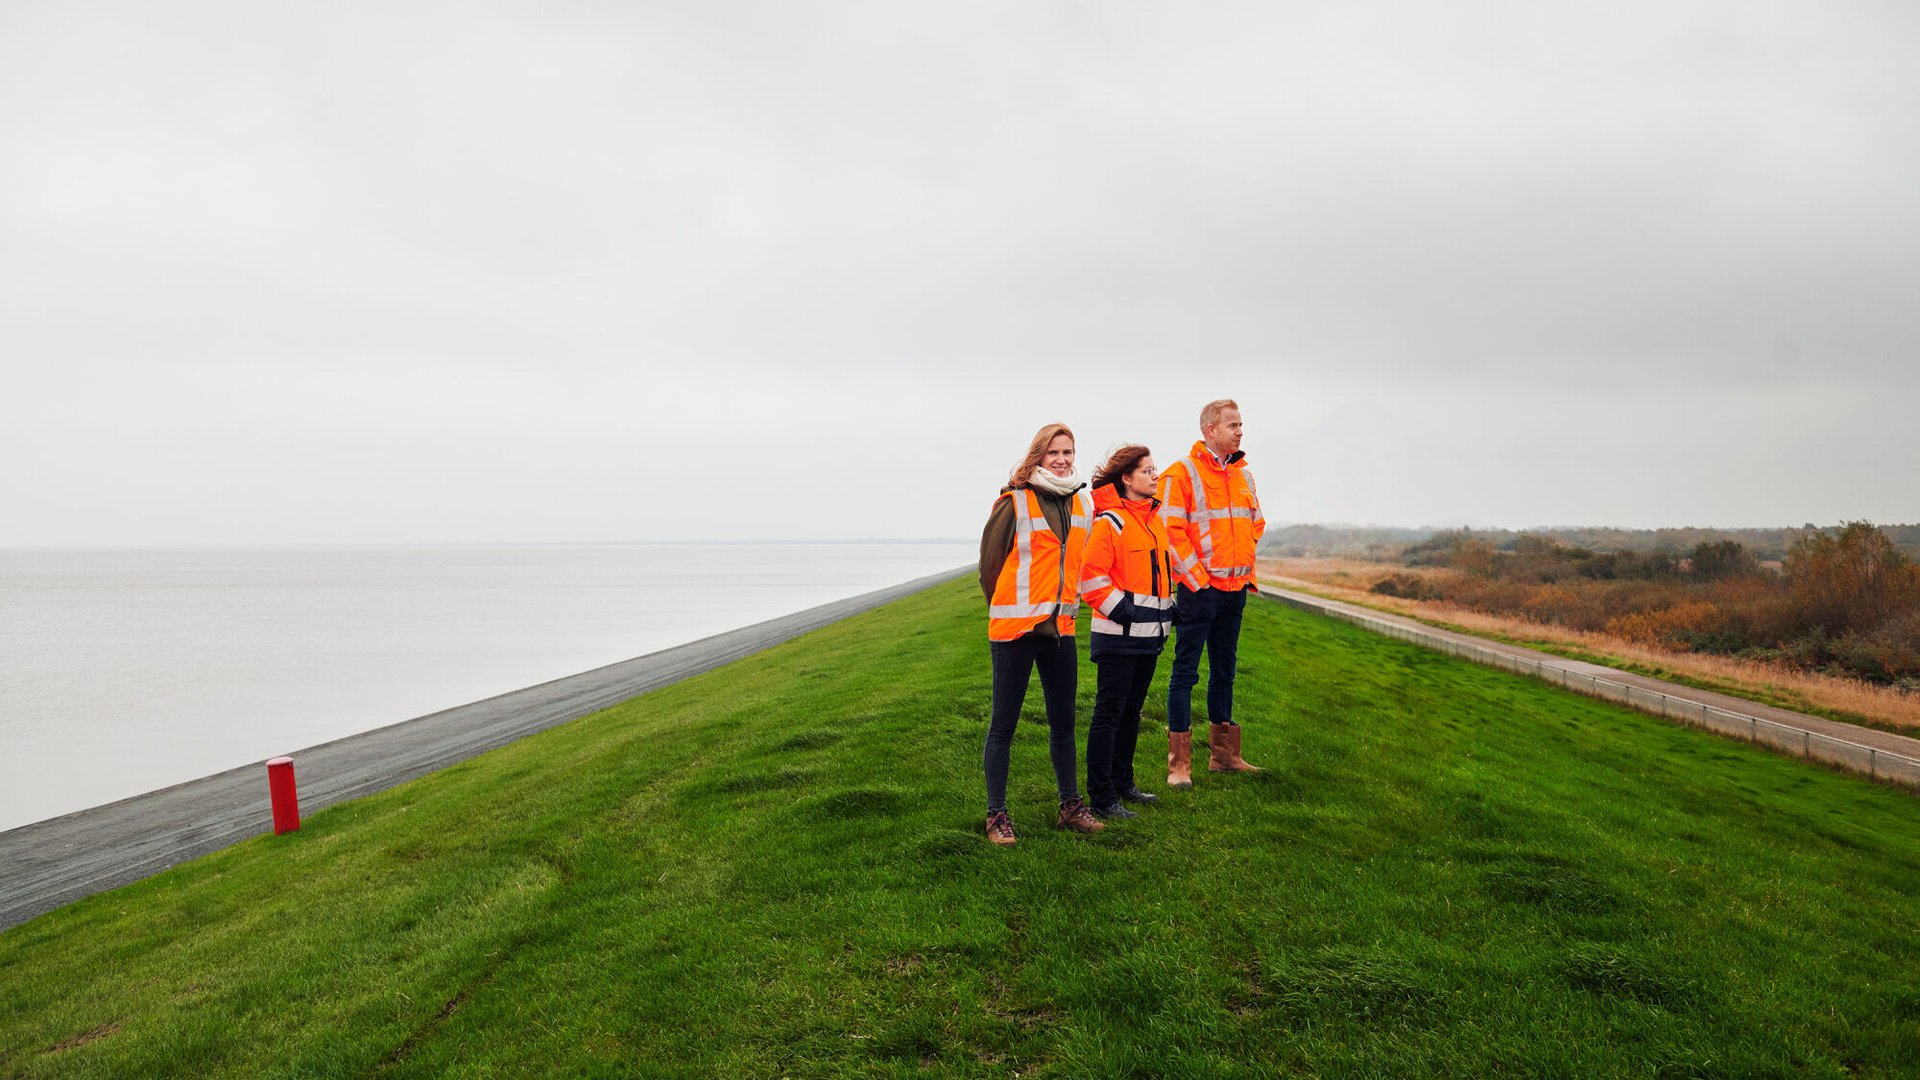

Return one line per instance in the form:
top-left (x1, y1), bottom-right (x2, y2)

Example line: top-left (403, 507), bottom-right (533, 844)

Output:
top-left (2, 2), bottom-right (1914, 545)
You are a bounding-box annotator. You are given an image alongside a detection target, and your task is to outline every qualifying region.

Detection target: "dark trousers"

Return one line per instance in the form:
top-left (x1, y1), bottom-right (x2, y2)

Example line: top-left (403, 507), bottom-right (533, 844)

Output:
top-left (1087, 651), bottom-right (1158, 807)
top-left (984, 633), bottom-right (1079, 813)
top-left (1166, 584), bottom-right (1247, 733)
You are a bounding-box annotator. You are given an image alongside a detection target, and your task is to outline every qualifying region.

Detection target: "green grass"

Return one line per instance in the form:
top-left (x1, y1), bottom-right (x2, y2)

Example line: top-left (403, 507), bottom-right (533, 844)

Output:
top-left (4, 580), bottom-right (1919, 1077)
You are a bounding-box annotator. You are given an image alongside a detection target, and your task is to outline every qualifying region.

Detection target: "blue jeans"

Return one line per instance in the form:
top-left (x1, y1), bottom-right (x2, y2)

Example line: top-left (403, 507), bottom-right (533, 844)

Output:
top-left (1166, 584), bottom-right (1247, 733)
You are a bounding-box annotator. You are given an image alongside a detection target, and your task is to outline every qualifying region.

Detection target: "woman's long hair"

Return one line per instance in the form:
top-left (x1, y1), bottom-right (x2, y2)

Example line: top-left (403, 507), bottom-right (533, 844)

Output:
top-left (1009, 422), bottom-right (1075, 486)
top-left (1092, 443), bottom-right (1152, 491)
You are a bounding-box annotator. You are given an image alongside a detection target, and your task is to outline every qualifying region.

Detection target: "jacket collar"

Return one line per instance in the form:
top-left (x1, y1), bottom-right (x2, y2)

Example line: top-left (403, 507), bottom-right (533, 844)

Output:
top-left (1093, 480), bottom-right (1161, 523)
top-left (1190, 439), bottom-right (1246, 470)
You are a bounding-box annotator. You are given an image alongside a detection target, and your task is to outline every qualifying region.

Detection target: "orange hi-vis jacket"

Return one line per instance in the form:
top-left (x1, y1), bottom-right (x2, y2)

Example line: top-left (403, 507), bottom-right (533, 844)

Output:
top-left (987, 486), bottom-right (1093, 641)
top-left (1156, 440), bottom-right (1265, 592)
top-left (1079, 483), bottom-right (1175, 650)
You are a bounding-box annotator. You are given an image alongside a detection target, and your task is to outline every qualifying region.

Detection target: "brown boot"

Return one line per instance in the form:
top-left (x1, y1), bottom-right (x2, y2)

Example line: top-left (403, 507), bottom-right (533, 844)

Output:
top-left (984, 810), bottom-right (1017, 847)
top-left (1055, 796), bottom-right (1106, 833)
top-left (1167, 730), bottom-right (1194, 789)
top-left (1209, 722), bottom-right (1262, 772)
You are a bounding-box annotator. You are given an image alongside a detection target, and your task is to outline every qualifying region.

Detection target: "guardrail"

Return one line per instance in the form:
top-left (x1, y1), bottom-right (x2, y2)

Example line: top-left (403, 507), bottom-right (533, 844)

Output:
top-left (1264, 590), bottom-right (1920, 791)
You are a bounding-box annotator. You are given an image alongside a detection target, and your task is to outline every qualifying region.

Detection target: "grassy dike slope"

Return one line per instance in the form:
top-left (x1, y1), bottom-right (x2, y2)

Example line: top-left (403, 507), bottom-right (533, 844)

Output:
top-left (3, 580), bottom-right (1918, 1078)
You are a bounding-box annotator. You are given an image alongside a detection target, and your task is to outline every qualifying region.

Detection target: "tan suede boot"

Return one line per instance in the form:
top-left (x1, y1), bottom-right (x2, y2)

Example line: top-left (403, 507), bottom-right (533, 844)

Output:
top-left (1167, 730), bottom-right (1194, 789)
top-left (1055, 797), bottom-right (1106, 833)
top-left (1209, 722), bottom-right (1262, 772)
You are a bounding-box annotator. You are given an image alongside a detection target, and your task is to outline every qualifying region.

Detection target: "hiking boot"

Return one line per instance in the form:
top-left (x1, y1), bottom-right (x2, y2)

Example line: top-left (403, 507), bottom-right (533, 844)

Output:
top-left (1091, 802), bottom-right (1138, 820)
top-left (1120, 785), bottom-right (1159, 804)
top-left (985, 810), bottom-right (1018, 847)
top-left (1167, 730), bottom-right (1194, 789)
top-left (1055, 797), bottom-right (1106, 833)
top-left (1208, 722), bottom-right (1262, 772)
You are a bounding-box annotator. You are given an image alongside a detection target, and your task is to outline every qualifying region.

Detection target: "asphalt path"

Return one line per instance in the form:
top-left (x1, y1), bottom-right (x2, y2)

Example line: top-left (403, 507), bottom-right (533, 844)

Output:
top-left (0, 567), bottom-right (967, 932)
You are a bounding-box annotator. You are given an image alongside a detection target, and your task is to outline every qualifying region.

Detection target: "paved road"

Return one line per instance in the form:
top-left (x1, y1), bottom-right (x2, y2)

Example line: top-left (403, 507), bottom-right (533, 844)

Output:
top-left (1262, 586), bottom-right (1920, 779)
top-left (0, 568), bottom-right (966, 932)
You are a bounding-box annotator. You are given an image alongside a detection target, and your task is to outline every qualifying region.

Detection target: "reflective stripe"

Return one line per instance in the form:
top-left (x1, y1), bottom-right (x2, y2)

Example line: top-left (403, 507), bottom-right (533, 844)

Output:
top-left (1130, 592), bottom-right (1175, 610)
top-left (989, 601), bottom-right (1072, 619)
top-left (1095, 510), bottom-right (1125, 532)
top-left (1091, 616), bottom-right (1171, 637)
top-left (1186, 459), bottom-right (1262, 572)
top-left (1079, 574), bottom-right (1113, 591)
top-left (1185, 567), bottom-right (1253, 584)
top-left (1173, 551), bottom-right (1201, 573)
top-left (1159, 505), bottom-right (1188, 521)
top-left (1094, 590), bottom-right (1121, 616)
top-left (1012, 491), bottom-right (1035, 606)
top-left (1186, 457), bottom-right (1216, 564)
top-left (1067, 493), bottom-right (1092, 603)
top-left (989, 489), bottom-right (1090, 639)
top-left (1186, 457), bottom-right (1210, 513)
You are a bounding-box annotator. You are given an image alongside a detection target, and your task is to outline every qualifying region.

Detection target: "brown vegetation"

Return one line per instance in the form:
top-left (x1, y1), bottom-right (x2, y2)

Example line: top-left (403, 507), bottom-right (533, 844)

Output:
top-left (1261, 520), bottom-right (1920, 733)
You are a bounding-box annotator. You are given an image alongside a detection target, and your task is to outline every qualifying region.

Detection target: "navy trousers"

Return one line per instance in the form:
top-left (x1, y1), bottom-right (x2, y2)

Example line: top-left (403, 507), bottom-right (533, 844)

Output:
top-left (1166, 584), bottom-right (1247, 733)
top-left (1087, 650), bottom-right (1158, 806)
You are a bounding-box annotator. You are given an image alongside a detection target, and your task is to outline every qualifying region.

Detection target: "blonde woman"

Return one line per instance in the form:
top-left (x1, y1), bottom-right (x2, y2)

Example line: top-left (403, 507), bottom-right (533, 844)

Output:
top-left (978, 422), bottom-right (1102, 845)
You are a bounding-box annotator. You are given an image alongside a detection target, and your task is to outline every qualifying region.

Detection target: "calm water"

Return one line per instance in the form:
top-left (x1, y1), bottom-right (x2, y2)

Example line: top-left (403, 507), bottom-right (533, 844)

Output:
top-left (0, 543), bottom-right (971, 831)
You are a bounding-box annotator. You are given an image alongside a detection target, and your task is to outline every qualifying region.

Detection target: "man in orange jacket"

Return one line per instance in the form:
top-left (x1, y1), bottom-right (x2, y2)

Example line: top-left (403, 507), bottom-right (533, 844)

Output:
top-left (1156, 398), bottom-right (1265, 776)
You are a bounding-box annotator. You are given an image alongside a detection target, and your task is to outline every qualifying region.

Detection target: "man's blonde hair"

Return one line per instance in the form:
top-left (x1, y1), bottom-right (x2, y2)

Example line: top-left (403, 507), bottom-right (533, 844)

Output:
top-left (1199, 398), bottom-right (1240, 431)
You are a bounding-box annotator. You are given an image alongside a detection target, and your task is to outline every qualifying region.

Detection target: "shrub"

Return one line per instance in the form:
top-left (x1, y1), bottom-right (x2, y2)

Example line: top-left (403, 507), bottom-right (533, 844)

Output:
top-left (1405, 530), bottom-right (1497, 574)
top-left (1370, 574), bottom-right (1439, 601)
top-left (1519, 584), bottom-right (1585, 625)
top-left (1832, 611), bottom-right (1920, 682)
top-left (1786, 521), bottom-right (1920, 636)
top-left (1603, 602), bottom-right (1721, 649)
top-left (1689, 540), bottom-right (1761, 581)
top-left (1578, 550), bottom-right (1682, 581)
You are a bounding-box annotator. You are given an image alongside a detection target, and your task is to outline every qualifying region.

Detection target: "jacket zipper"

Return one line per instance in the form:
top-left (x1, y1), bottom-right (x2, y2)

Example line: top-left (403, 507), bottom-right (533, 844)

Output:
top-left (1056, 494), bottom-right (1069, 626)
top-left (1149, 520), bottom-right (1161, 598)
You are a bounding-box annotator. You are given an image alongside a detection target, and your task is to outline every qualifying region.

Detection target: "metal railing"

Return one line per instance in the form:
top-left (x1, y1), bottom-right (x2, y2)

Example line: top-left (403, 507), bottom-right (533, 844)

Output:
top-left (1265, 591), bottom-right (1920, 791)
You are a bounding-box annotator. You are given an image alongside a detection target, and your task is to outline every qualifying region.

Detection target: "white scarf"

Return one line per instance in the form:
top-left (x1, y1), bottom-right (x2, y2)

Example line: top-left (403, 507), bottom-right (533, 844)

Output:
top-left (1024, 467), bottom-right (1085, 496)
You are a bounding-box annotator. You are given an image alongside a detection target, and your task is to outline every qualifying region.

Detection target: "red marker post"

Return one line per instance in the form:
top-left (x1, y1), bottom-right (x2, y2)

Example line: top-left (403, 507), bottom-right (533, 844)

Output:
top-left (266, 756), bottom-right (300, 834)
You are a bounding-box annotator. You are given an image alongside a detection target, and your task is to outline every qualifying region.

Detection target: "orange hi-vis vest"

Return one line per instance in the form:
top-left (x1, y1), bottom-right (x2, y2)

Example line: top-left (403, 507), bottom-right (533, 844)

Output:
top-left (1079, 484), bottom-right (1175, 641)
top-left (987, 486), bottom-right (1093, 641)
top-left (1157, 440), bottom-right (1265, 592)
